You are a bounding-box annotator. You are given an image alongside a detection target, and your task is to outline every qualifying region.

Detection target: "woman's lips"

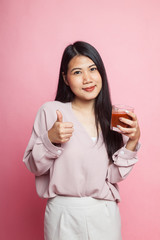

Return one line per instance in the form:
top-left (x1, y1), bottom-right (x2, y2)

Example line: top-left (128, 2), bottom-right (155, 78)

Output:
top-left (83, 86), bottom-right (95, 92)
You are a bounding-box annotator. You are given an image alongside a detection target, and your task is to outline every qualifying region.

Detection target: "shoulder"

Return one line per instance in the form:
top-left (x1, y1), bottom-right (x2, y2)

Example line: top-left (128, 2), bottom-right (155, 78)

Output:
top-left (34, 101), bottom-right (71, 126)
top-left (38, 101), bottom-right (70, 114)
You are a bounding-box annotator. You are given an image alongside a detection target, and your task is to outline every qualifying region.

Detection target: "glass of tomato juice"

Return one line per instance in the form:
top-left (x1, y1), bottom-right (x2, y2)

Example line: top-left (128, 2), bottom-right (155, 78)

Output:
top-left (111, 104), bottom-right (134, 132)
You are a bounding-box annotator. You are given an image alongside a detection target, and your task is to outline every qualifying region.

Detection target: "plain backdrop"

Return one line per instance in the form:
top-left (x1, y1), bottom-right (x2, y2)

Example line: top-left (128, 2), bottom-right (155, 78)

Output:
top-left (1, 0), bottom-right (160, 239)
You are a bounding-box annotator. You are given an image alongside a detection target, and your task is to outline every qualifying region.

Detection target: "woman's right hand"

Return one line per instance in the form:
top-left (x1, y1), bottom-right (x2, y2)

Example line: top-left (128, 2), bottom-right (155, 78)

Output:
top-left (48, 110), bottom-right (74, 144)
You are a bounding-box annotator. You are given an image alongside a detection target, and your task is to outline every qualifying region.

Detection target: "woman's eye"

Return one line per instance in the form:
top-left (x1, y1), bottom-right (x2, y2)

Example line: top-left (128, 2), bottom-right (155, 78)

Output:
top-left (90, 67), bottom-right (97, 72)
top-left (74, 71), bottom-right (81, 75)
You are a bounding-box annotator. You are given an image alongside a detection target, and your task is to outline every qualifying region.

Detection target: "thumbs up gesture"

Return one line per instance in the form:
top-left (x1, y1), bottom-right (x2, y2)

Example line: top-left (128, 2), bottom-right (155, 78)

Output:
top-left (48, 110), bottom-right (74, 144)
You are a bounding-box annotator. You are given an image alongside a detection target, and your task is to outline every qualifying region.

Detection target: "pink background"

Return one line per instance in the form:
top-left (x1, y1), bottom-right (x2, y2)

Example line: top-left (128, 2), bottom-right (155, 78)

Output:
top-left (1, 0), bottom-right (160, 239)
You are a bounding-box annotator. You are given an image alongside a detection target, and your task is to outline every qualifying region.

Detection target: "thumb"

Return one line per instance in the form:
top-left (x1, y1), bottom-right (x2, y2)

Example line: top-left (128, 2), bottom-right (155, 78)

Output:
top-left (56, 110), bottom-right (63, 122)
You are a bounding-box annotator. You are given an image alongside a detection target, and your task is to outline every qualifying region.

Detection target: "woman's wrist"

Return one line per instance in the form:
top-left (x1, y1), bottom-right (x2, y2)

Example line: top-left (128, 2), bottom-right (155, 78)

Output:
top-left (125, 139), bottom-right (139, 151)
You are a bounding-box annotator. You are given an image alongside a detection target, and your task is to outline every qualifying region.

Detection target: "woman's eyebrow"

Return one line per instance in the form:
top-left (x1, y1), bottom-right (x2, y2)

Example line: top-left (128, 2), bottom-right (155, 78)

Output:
top-left (70, 64), bottom-right (96, 72)
top-left (71, 67), bottom-right (81, 72)
top-left (89, 64), bottom-right (96, 68)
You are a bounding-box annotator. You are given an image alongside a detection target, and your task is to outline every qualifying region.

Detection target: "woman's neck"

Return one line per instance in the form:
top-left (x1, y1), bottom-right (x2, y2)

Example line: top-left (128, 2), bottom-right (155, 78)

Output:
top-left (71, 98), bottom-right (95, 114)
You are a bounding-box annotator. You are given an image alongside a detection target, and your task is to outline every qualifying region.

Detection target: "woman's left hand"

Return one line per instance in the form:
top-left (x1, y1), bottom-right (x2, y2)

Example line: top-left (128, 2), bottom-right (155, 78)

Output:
top-left (117, 111), bottom-right (140, 151)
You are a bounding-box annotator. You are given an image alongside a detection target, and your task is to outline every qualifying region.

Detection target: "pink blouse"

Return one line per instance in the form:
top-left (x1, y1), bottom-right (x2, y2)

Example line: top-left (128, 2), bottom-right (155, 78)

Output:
top-left (23, 101), bottom-right (139, 202)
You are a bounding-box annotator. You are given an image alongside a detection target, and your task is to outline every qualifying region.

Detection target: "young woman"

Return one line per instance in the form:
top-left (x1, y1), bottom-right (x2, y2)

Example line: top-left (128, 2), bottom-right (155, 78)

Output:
top-left (23, 41), bottom-right (140, 240)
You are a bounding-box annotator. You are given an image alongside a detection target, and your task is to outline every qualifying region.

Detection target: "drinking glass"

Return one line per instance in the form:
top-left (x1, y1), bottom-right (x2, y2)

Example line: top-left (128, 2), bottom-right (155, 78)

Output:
top-left (111, 104), bottom-right (134, 132)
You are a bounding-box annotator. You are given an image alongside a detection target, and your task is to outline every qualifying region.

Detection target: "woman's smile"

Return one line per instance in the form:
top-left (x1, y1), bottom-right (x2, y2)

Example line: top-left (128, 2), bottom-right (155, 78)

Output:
top-left (82, 85), bottom-right (96, 92)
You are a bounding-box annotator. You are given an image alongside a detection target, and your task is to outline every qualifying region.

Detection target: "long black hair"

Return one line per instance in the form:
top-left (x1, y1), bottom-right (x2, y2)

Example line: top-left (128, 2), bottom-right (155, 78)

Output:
top-left (55, 41), bottom-right (123, 161)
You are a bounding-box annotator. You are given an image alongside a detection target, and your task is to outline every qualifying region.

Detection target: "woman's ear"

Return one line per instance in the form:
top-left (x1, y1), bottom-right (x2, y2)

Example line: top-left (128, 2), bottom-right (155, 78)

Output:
top-left (62, 72), bottom-right (69, 86)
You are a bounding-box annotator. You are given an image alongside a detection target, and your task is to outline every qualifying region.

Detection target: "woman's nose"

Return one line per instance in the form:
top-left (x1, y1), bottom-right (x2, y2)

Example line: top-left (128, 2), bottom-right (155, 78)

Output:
top-left (83, 72), bottom-right (92, 84)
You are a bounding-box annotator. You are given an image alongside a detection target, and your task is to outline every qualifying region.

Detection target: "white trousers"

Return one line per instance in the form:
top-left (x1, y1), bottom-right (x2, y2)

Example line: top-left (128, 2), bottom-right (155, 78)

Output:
top-left (44, 196), bottom-right (122, 240)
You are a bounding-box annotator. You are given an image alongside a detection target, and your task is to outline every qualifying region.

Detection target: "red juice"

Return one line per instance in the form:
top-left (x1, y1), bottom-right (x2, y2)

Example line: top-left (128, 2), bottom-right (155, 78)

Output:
top-left (111, 112), bottom-right (132, 129)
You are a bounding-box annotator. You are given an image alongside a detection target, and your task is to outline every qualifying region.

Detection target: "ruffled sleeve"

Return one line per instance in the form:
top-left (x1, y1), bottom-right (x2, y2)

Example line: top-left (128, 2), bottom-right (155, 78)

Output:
top-left (23, 103), bottom-right (64, 176)
top-left (106, 143), bottom-right (140, 184)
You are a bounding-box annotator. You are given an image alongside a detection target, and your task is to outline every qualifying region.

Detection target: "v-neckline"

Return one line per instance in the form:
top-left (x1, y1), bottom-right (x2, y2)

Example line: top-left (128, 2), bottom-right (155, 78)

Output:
top-left (67, 102), bottom-right (101, 146)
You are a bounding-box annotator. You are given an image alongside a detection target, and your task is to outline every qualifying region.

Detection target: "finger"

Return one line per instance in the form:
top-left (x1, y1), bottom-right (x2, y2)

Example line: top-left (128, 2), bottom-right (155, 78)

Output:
top-left (58, 127), bottom-right (74, 137)
top-left (63, 122), bottom-right (74, 128)
top-left (125, 110), bottom-right (137, 121)
top-left (119, 117), bottom-right (136, 128)
top-left (63, 128), bottom-right (74, 134)
top-left (58, 130), bottom-right (73, 140)
top-left (59, 135), bottom-right (72, 143)
top-left (117, 125), bottom-right (136, 134)
top-left (63, 133), bottom-right (73, 138)
top-left (62, 138), bottom-right (71, 143)
top-left (56, 110), bottom-right (63, 122)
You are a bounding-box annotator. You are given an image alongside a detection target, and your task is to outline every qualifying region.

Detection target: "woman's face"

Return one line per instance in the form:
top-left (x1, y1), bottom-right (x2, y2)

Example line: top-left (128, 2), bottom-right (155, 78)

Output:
top-left (64, 55), bottom-right (102, 102)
